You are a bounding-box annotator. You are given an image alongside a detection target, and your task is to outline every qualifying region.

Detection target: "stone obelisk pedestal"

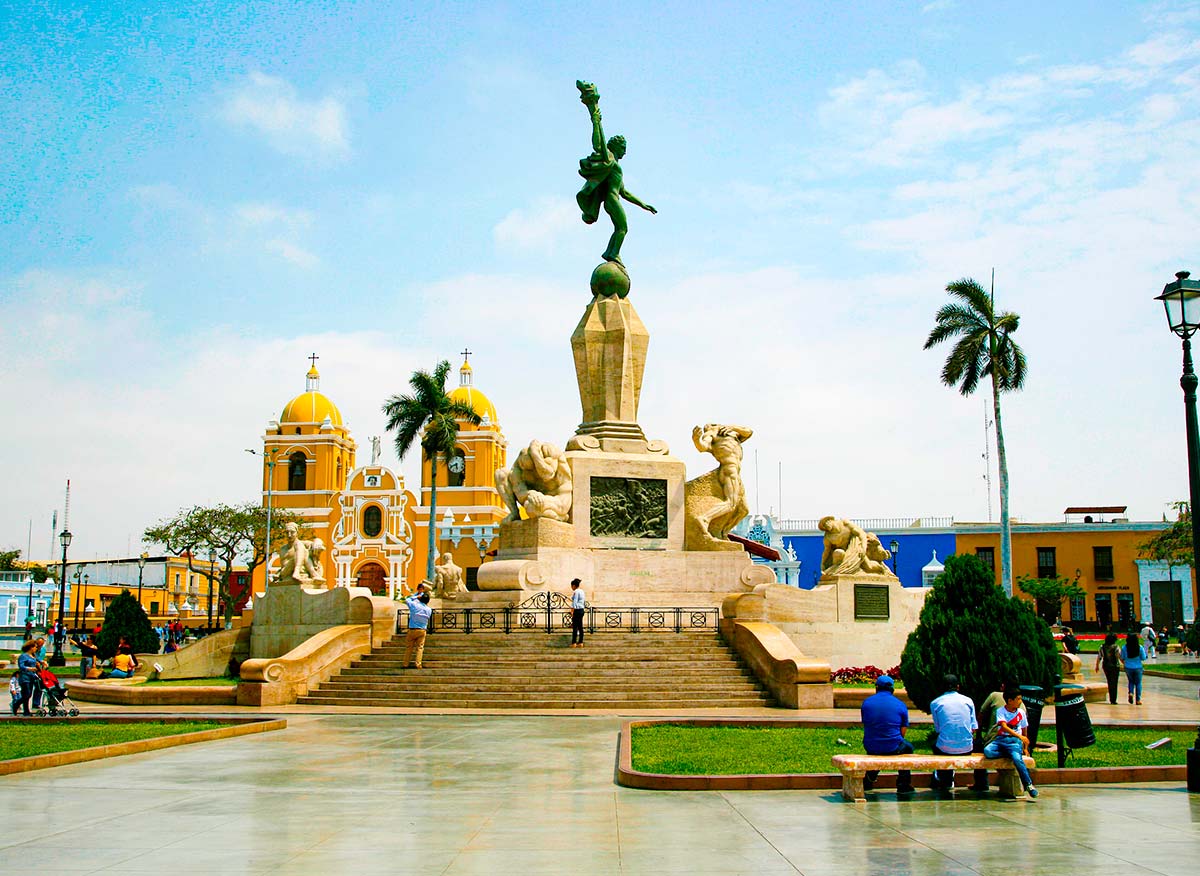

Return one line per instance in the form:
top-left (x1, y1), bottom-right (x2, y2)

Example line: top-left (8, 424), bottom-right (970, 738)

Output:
top-left (475, 262), bottom-right (773, 605)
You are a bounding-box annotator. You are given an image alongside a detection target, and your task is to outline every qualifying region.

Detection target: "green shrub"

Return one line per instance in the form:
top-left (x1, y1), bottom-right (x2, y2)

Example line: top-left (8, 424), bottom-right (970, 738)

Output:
top-left (95, 589), bottom-right (159, 659)
top-left (900, 553), bottom-right (1059, 713)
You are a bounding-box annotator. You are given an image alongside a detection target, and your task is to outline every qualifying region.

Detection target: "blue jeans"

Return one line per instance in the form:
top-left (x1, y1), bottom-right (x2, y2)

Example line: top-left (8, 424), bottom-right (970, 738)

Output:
top-left (983, 735), bottom-right (1032, 789)
top-left (105, 669), bottom-right (132, 679)
top-left (866, 738), bottom-right (914, 787)
top-left (1126, 668), bottom-right (1143, 701)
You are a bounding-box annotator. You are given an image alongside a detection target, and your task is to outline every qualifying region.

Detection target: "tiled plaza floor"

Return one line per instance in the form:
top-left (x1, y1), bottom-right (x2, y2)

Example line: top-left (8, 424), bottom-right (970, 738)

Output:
top-left (2, 710), bottom-right (1199, 876)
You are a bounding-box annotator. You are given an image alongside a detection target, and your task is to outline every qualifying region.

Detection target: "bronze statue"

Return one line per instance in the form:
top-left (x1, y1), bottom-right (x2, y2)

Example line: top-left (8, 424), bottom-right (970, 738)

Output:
top-left (576, 81), bottom-right (656, 266)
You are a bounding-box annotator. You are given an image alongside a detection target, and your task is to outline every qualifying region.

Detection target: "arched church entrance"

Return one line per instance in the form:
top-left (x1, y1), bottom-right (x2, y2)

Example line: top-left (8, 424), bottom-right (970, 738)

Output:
top-left (356, 562), bottom-right (388, 596)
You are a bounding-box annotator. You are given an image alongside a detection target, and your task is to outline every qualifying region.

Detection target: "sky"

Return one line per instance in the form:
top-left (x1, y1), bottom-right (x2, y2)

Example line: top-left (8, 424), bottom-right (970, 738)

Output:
top-left (3, 1), bottom-right (1200, 562)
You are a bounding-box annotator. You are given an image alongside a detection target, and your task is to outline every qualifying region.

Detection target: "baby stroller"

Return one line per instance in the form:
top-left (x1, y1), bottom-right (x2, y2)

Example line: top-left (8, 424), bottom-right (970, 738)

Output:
top-left (35, 668), bottom-right (79, 717)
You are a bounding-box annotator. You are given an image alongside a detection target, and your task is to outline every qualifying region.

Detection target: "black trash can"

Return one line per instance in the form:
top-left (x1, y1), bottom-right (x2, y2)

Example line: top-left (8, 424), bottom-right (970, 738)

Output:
top-left (1019, 685), bottom-right (1047, 746)
top-left (1053, 683), bottom-right (1096, 750)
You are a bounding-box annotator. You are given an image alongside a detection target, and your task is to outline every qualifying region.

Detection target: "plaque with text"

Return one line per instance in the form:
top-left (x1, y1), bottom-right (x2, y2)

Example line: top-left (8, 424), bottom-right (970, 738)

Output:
top-left (854, 583), bottom-right (890, 620)
top-left (590, 476), bottom-right (668, 538)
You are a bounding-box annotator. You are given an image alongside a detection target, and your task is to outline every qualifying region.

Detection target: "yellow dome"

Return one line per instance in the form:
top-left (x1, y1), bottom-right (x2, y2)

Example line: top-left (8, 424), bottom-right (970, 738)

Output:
top-left (449, 385), bottom-right (497, 425)
top-left (281, 390), bottom-right (344, 426)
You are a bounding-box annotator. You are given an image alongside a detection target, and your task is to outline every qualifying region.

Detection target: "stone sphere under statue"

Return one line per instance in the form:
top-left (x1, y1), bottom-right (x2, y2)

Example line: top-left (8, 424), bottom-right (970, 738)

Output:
top-left (590, 261), bottom-right (631, 298)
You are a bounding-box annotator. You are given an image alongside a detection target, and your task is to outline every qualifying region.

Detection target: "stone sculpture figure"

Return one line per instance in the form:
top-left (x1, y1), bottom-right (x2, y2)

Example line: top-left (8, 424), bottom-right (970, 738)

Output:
top-left (684, 424), bottom-right (753, 550)
top-left (275, 521), bottom-right (327, 586)
top-left (433, 552), bottom-right (465, 600)
top-left (818, 516), bottom-right (894, 578)
top-left (495, 440), bottom-right (574, 523)
top-left (576, 80), bottom-right (656, 266)
top-left (370, 435), bottom-right (381, 465)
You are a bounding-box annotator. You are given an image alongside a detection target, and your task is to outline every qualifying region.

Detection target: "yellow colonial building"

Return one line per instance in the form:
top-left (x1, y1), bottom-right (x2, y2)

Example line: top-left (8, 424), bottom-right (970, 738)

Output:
top-left (254, 355), bottom-right (507, 599)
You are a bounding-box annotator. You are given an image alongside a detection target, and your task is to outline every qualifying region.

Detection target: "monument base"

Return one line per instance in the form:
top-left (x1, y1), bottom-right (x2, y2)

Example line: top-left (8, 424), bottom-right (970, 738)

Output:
top-left (474, 544), bottom-right (774, 606)
top-left (249, 583), bottom-right (396, 659)
top-left (723, 578), bottom-right (929, 669)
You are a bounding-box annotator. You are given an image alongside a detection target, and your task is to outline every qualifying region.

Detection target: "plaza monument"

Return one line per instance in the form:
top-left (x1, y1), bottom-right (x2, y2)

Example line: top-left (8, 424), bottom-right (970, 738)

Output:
top-left (472, 81), bottom-right (775, 605)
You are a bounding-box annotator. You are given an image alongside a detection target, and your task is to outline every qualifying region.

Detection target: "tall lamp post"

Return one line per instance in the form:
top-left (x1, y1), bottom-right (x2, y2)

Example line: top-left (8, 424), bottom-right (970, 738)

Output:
top-left (50, 528), bottom-right (72, 666)
top-left (1155, 269), bottom-right (1200, 576)
top-left (136, 551), bottom-right (148, 609)
top-left (889, 538), bottom-right (900, 578)
top-left (247, 447), bottom-right (280, 593)
top-left (1157, 269), bottom-right (1200, 794)
top-left (207, 549), bottom-right (216, 630)
top-left (72, 568), bottom-right (83, 627)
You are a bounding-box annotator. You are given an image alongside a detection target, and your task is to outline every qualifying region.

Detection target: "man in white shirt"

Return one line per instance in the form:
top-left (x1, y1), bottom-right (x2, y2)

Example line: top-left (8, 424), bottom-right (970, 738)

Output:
top-left (1140, 623), bottom-right (1157, 659)
top-left (929, 674), bottom-right (978, 791)
top-left (570, 578), bottom-right (586, 648)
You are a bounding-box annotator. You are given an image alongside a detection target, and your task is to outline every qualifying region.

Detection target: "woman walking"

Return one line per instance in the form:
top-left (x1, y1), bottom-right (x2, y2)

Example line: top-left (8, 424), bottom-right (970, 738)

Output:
top-left (1122, 631), bottom-right (1147, 705)
top-left (1094, 632), bottom-right (1122, 705)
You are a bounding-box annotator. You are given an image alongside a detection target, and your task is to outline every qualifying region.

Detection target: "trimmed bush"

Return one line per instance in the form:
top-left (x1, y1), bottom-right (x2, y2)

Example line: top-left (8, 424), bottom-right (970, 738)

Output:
top-left (900, 553), bottom-right (1059, 713)
top-left (94, 589), bottom-right (160, 659)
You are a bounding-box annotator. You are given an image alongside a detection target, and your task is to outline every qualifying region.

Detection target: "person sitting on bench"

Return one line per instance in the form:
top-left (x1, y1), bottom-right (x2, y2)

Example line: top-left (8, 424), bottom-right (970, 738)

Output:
top-left (861, 674), bottom-right (913, 794)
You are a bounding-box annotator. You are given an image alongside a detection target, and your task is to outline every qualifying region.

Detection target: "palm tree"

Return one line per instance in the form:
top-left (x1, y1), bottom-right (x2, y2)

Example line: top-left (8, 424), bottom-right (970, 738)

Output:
top-left (924, 277), bottom-right (1027, 596)
top-left (383, 360), bottom-right (482, 586)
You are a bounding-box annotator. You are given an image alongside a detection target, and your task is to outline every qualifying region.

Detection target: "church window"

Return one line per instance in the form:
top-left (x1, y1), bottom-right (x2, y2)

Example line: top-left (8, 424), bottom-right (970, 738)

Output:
top-left (288, 452), bottom-right (307, 491)
top-left (447, 449), bottom-right (466, 487)
top-left (363, 505), bottom-right (383, 538)
top-left (295, 427), bottom-right (301, 435)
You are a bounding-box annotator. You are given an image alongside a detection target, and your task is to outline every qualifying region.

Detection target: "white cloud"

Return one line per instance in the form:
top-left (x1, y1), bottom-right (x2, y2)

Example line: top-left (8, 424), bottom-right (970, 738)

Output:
top-left (220, 72), bottom-right (350, 158)
top-left (235, 202), bottom-right (314, 230)
top-left (493, 197), bottom-right (580, 250)
top-left (265, 238), bottom-right (320, 269)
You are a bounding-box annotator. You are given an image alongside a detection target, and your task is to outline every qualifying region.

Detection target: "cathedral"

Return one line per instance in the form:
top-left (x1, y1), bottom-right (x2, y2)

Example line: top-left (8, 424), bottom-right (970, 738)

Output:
top-left (252, 355), bottom-right (508, 599)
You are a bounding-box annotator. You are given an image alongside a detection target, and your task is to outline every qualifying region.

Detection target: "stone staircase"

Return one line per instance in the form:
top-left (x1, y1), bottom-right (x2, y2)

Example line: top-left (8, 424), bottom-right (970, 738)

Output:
top-left (297, 630), bottom-right (774, 709)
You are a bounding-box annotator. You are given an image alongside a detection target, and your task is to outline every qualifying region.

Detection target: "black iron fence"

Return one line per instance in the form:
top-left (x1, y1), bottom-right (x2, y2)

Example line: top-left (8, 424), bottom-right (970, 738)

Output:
top-left (397, 591), bottom-right (720, 635)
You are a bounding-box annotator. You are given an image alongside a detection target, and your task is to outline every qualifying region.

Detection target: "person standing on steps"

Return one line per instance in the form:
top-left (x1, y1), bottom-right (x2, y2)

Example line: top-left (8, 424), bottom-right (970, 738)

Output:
top-left (404, 584), bottom-right (433, 669)
top-left (570, 578), bottom-right (586, 648)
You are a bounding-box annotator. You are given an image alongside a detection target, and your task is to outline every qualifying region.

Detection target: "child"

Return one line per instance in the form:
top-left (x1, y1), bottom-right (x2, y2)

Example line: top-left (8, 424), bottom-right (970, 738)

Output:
top-left (8, 672), bottom-right (21, 716)
top-left (982, 686), bottom-right (1039, 799)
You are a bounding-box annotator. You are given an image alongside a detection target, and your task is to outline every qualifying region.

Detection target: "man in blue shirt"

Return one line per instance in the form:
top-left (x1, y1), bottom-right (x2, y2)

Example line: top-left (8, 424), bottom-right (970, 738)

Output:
top-left (404, 585), bottom-right (433, 669)
top-left (929, 673), bottom-right (978, 791)
top-left (861, 674), bottom-right (913, 793)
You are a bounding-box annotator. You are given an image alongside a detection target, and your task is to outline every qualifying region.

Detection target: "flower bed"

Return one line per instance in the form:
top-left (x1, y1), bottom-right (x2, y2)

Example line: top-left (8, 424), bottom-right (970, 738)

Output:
top-left (831, 664), bottom-right (901, 684)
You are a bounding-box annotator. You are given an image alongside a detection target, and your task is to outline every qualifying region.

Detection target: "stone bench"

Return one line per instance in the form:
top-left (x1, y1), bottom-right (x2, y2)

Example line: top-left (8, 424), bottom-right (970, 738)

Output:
top-left (831, 753), bottom-right (1036, 802)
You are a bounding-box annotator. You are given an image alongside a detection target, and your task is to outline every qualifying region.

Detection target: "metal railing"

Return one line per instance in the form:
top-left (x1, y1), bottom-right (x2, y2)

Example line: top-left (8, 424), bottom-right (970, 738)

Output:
top-left (779, 516), bottom-right (955, 532)
top-left (397, 591), bottom-right (720, 635)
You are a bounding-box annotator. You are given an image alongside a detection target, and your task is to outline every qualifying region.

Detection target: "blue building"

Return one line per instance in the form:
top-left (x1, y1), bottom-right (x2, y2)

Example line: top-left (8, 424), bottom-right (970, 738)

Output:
top-left (0, 570), bottom-right (66, 631)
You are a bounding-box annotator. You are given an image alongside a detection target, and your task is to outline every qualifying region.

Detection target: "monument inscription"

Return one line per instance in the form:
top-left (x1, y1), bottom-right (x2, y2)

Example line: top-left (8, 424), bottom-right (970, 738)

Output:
top-left (854, 583), bottom-right (890, 620)
top-left (590, 476), bottom-right (668, 538)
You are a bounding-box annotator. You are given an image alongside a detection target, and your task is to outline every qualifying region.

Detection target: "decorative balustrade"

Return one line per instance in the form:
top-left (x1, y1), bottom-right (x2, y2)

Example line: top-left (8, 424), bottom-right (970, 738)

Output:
top-left (397, 591), bottom-right (719, 635)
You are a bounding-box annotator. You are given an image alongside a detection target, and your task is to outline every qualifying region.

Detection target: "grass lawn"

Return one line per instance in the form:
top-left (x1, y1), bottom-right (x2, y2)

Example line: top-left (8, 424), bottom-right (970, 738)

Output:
top-left (1146, 662), bottom-right (1200, 677)
top-left (630, 724), bottom-right (1189, 775)
top-left (142, 677), bottom-right (238, 686)
top-left (1, 721), bottom-right (227, 761)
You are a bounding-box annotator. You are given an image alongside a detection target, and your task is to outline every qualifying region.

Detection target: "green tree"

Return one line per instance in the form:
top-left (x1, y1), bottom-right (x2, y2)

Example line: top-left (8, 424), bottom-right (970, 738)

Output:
top-left (924, 277), bottom-right (1027, 596)
top-left (95, 589), bottom-right (159, 658)
top-left (1139, 501), bottom-right (1192, 581)
top-left (900, 553), bottom-right (1059, 713)
top-left (0, 549), bottom-right (48, 582)
top-left (145, 503), bottom-right (304, 627)
top-left (1016, 573), bottom-right (1086, 624)
top-left (383, 360), bottom-right (482, 584)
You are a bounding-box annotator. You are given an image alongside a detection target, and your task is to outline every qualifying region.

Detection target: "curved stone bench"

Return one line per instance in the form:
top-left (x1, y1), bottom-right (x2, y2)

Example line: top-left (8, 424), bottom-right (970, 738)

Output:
top-left (831, 752), bottom-right (1035, 802)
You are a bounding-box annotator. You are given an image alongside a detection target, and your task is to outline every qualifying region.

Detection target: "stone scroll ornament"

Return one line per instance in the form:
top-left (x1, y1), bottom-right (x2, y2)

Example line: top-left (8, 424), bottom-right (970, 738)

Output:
top-left (433, 552), bottom-right (465, 600)
top-left (684, 424), bottom-right (753, 550)
top-left (818, 516), bottom-right (894, 577)
top-left (576, 80), bottom-right (656, 297)
top-left (495, 440), bottom-right (574, 523)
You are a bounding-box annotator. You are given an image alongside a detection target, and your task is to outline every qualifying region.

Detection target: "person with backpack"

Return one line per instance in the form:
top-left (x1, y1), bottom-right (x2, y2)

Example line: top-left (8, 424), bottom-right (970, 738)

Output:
top-left (1094, 632), bottom-right (1122, 705)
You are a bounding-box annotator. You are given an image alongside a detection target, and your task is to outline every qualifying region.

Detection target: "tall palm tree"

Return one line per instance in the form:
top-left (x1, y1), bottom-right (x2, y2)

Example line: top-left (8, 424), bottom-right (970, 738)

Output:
top-left (383, 360), bottom-right (482, 586)
top-left (924, 277), bottom-right (1027, 596)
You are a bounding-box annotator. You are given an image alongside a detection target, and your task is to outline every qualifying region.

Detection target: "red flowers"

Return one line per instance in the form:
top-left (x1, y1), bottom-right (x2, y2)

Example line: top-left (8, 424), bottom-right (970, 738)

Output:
top-left (831, 664), bottom-right (902, 684)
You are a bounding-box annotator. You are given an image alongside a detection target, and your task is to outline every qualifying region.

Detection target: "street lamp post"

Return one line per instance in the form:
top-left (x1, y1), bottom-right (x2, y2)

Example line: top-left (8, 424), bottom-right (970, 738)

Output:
top-left (136, 551), bottom-right (148, 609)
top-left (889, 538), bottom-right (900, 578)
top-left (1156, 269), bottom-right (1200, 795)
top-left (81, 574), bottom-right (89, 626)
top-left (50, 528), bottom-right (72, 666)
top-left (207, 549), bottom-right (216, 630)
top-left (72, 568), bottom-right (83, 628)
top-left (247, 447), bottom-right (280, 593)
